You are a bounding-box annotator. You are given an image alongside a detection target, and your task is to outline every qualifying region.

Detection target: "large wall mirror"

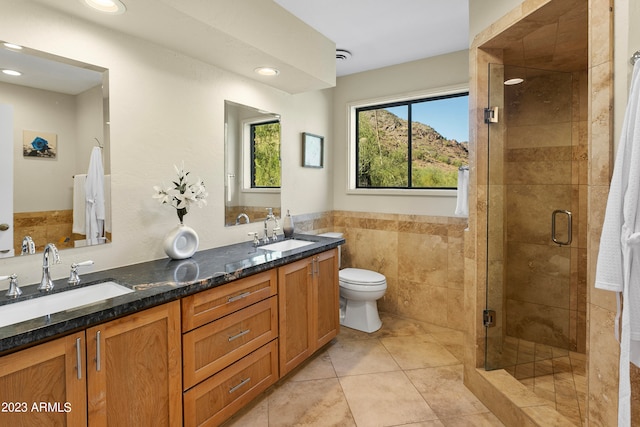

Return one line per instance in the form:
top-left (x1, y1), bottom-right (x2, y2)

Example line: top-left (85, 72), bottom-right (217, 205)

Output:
top-left (0, 41), bottom-right (111, 258)
top-left (224, 100), bottom-right (281, 226)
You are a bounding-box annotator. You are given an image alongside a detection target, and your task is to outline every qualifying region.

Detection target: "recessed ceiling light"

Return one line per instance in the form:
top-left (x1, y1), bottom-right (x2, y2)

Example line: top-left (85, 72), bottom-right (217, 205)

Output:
top-left (254, 67), bottom-right (280, 76)
top-left (504, 78), bottom-right (524, 85)
top-left (3, 43), bottom-right (22, 50)
top-left (82, 0), bottom-right (126, 15)
top-left (2, 69), bottom-right (22, 76)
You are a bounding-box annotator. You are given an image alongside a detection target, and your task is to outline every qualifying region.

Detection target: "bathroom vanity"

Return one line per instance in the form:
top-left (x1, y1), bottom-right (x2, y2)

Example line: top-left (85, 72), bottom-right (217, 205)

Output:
top-left (0, 234), bottom-right (343, 426)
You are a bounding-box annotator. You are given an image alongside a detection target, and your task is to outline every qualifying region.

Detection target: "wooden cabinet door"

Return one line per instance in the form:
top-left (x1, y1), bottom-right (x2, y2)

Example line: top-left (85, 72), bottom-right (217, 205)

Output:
top-left (313, 248), bottom-right (339, 349)
top-left (0, 332), bottom-right (87, 427)
top-left (278, 257), bottom-right (314, 376)
top-left (86, 301), bottom-right (182, 427)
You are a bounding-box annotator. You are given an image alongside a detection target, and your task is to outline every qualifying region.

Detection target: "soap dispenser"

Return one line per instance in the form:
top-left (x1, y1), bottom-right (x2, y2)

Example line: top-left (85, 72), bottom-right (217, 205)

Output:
top-left (283, 210), bottom-right (294, 238)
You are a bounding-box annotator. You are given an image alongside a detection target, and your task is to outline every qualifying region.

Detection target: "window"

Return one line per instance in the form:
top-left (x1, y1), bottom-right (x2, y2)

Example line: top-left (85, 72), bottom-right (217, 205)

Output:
top-left (250, 120), bottom-right (281, 188)
top-left (355, 92), bottom-right (468, 190)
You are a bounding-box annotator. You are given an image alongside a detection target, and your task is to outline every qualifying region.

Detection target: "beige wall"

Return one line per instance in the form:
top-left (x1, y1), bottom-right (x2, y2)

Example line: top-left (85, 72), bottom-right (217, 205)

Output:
top-left (0, 1), bottom-right (334, 285)
top-left (2, 82), bottom-right (105, 213)
top-left (294, 210), bottom-right (468, 332)
top-left (468, 0), bottom-right (525, 46)
top-left (334, 211), bottom-right (467, 331)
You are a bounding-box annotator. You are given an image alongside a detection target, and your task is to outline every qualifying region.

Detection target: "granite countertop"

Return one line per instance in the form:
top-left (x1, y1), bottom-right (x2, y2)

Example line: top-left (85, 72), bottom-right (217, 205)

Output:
top-left (0, 234), bottom-right (344, 355)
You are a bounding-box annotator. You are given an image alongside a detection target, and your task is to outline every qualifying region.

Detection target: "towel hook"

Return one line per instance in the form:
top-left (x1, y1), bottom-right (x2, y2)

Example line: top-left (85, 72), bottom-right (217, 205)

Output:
top-left (94, 137), bottom-right (103, 149)
top-left (631, 51), bottom-right (640, 65)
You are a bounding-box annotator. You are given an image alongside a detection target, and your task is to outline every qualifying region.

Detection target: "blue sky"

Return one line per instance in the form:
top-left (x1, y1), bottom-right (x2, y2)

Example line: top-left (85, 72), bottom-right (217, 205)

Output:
top-left (386, 95), bottom-right (469, 142)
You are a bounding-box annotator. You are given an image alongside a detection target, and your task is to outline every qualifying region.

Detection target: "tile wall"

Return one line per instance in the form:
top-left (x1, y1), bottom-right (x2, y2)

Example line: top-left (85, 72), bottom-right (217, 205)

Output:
top-left (12, 210), bottom-right (111, 255)
top-left (502, 68), bottom-right (588, 353)
top-left (295, 210), bottom-right (468, 332)
top-left (466, 0), bottom-right (625, 425)
top-left (13, 210), bottom-right (76, 253)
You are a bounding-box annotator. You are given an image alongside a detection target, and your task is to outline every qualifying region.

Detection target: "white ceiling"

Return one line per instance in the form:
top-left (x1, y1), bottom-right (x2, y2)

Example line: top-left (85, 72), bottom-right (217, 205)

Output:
top-left (274, 0), bottom-right (469, 76)
top-left (3, 0), bottom-right (469, 94)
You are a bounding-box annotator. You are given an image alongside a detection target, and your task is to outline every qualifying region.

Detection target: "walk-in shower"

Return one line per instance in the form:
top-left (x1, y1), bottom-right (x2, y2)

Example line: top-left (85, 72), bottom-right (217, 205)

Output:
top-left (484, 63), bottom-right (587, 376)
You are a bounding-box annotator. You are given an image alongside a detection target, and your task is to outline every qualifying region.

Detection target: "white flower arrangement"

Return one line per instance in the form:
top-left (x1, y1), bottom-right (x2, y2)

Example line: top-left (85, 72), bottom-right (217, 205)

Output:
top-left (153, 163), bottom-right (208, 223)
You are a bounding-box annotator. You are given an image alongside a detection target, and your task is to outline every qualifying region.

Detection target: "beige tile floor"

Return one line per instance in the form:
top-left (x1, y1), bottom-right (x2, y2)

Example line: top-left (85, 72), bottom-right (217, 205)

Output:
top-left (500, 337), bottom-right (586, 426)
top-left (224, 313), bottom-right (505, 427)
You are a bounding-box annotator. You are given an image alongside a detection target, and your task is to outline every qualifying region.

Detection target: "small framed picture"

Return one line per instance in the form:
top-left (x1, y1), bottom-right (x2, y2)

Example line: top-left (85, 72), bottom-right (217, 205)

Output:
top-left (23, 130), bottom-right (57, 159)
top-left (302, 132), bottom-right (324, 168)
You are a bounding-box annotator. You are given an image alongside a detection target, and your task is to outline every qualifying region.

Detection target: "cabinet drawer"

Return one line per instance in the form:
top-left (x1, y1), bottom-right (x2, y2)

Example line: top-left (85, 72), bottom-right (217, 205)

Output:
top-left (182, 270), bottom-right (277, 332)
top-left (183, 339), bottom-right (278, 427)
top-left (183, 297), bottom-right (278, 390)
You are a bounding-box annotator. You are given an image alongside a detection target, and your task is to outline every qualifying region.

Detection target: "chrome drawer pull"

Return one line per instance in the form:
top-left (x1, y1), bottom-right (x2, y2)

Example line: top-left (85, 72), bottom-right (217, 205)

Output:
top-left (229, 377), bottom-right (251, 394)
top-left (227, 291), bottom-right (251, 303)
top-left (76, 337), bottom-right (82, 380)
top-left (228, 329), bottom-right (250, 342)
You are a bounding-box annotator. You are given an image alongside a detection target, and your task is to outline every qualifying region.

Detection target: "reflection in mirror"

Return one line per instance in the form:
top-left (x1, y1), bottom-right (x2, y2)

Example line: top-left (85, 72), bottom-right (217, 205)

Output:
top-left (0, 41), bottom-right (111, 258)
top-left (224, 101), bottom-right (281, 226)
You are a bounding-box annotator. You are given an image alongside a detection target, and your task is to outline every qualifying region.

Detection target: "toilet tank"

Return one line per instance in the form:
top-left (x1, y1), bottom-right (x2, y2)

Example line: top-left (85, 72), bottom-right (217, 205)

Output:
top-left (318, 232), bottom-right (343, 268)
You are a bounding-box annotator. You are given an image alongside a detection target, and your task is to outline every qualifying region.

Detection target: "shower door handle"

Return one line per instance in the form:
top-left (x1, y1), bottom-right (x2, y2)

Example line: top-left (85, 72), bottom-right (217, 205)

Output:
top-left (551, 210), bottom-right (572, 246)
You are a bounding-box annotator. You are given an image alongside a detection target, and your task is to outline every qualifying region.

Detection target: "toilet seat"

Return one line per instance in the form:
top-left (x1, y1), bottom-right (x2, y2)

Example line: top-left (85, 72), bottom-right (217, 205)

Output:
top-left (339, 268), bottom-right (386, 290)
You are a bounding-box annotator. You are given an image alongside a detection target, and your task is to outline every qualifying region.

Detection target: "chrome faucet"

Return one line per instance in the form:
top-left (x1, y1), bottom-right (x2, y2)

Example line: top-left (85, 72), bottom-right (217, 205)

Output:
top-left (263, 208), bottom-right (280, 243)
top-left (68, 260), bottom-right (94, 285)
top-left (248, 232), bottom-right (260, 247)
top-left (38, 243), bottom-right (61, 292)
top-left (235, 213), bottom-right (250, 225)
top-left (1, 274), bottom-right (21, 298)
top-left (20, 236), bottom-right (35, 255)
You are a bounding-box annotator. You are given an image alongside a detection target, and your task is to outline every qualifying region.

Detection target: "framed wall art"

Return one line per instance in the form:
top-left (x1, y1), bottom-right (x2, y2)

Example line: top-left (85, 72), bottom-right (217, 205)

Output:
top-left (302, 132), bottom-right (324, 168)
top-left (23, 130), bottom-right (57, 158)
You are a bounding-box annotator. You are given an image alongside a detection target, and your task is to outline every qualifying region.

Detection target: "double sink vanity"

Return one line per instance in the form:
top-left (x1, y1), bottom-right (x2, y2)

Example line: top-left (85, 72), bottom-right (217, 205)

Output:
top-left (0, 234), bottom-right (343, 426)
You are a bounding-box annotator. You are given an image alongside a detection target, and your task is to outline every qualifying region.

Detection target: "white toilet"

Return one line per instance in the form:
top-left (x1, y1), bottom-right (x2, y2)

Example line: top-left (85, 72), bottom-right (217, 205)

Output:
top-left (319, 233), bottom-right (387, 333)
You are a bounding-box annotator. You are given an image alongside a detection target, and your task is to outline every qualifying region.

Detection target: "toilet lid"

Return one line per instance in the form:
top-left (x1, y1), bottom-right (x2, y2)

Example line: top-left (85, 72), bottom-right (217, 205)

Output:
top-left (339, 268), bottom-right (386, 286)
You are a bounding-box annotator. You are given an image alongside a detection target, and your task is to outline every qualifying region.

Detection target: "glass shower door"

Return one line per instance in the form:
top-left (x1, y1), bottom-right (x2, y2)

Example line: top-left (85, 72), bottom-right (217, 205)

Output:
top-left (485, 63), bottom-right (574, 371)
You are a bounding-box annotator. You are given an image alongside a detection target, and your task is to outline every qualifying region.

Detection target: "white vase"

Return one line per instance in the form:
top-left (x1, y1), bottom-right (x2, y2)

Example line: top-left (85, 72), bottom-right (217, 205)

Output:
top-left (163, 223), bottom-right (199, 260)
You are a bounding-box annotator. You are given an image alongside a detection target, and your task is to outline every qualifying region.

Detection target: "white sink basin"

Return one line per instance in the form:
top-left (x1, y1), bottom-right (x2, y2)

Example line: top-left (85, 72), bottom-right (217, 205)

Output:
top-left (259, 239), bottom-right (314, 252)
top-left (0, 281), bottom-right (133, 328)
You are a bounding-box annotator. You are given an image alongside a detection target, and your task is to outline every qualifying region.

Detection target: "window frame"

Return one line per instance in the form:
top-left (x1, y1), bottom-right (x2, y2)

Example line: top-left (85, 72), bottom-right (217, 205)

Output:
top-left (241, 117), bottom-right (280, 194)
top-left (347, 84), bottom-right (469, 196)
top-left (249, 119), bottom-right (281, 189)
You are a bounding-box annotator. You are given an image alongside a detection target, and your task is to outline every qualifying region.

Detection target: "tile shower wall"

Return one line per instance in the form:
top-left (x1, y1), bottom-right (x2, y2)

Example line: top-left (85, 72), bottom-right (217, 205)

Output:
top-left (467, 0), bottom-right (621, 425)
top-left (503, 69), bottom-right (587, 353)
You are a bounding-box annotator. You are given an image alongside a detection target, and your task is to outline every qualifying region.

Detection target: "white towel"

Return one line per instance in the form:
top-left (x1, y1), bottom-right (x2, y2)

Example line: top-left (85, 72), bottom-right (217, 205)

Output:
top-left (455, 168), bottom-right (469, 217)
top-left (85, 147), bottom-right (105, 244)
top-left (595, 60), bottom-right (640, 427)
top-left (74, 174), bottom-right (111, 235)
